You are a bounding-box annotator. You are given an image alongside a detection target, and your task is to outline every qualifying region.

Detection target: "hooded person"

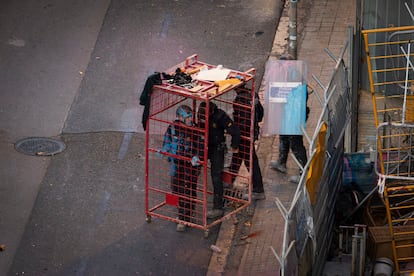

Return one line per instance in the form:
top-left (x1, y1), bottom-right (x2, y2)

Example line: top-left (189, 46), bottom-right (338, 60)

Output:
top-left (161, 105), bottom-right (202, 231)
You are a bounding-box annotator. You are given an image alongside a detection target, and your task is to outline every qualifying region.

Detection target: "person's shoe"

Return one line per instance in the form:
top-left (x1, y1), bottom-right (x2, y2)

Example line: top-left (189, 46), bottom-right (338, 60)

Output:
top-left (223, 181), bottom-right (233, 189)
top-left (289, 175), bottom-right (301, 183)
top-left (176, 223), bottom-right (186, 232)
top-left (252, 192), bottom-right (266, 200)
top-left (242, 192), bottom-right (265, 201)
top-left (207, 209), bottom-right (224, 219)
top-left (270, 160), bottom-right (287, 173)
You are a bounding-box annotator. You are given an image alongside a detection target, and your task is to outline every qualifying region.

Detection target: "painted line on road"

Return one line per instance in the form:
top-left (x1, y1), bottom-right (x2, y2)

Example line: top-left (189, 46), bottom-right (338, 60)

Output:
top-left (76, 258), bottom-right (88, 276)
top-left (75, 191), bottom-right (111, 275)
top-left (118, 132), bottom-right (133, 160)
top-left (96, 191), bottom-right (111, 225)
top-left (160, 13), bottom-right (172, 39)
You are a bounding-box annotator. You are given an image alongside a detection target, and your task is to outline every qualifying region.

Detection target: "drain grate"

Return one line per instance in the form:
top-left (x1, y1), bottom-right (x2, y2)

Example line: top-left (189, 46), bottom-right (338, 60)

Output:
top-left (15, 137), bottom-right (66, 156)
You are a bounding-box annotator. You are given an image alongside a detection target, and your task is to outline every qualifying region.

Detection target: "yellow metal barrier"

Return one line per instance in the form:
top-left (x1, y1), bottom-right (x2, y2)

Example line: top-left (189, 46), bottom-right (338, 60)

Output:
top-left (362, 26), bottom-right (414, 274)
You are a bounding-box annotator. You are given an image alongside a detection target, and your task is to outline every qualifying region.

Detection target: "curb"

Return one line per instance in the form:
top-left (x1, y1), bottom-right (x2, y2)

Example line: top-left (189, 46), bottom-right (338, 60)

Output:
top-left (206, 2), bottom-right (289, 274)
top-left (206, 216), bottom-right (238, 275)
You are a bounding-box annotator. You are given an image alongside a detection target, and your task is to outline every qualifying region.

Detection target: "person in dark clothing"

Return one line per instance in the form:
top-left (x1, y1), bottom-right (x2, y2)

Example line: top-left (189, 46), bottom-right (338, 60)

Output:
top-left (270, 87), bottom-right (311, 182)
top-left (270, 54), bottom-right (309, 183)
top-left (197, 101), bottom-right (240, 219)
top-left (270, 96), bottom-right (310, 182)
top-left (161, 105), bottom-right (202, 232)
top-left (229, 87), bottom-right (265, 200)
top-left (270, 133), bottom-right (308, 182)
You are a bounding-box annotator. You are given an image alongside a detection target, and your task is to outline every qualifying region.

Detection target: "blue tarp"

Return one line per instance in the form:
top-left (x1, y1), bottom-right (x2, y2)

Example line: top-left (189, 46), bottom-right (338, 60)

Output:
top-left (343, 152), bottom-right (376, 194)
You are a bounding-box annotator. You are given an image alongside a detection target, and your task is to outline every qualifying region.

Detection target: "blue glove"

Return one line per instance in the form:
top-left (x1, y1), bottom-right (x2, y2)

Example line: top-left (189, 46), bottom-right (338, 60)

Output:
top-left (191, 156), bottom-right (200, 166)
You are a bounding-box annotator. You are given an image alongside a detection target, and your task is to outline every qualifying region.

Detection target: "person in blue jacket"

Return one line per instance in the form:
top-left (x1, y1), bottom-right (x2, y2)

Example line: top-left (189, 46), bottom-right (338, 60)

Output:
top-left (161, 105), bottom-right (202, 232)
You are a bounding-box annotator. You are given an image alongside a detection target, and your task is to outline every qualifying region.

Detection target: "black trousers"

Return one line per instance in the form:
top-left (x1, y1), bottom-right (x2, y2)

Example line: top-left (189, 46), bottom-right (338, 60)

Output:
top-left (229, 137), bottom-right (264, 193)
top-left (172, 160), bottom-right (200, 221)
top-left (208, 144), bottom-right (225, 209)
top-left (278, 135), bottom-right (307, 168)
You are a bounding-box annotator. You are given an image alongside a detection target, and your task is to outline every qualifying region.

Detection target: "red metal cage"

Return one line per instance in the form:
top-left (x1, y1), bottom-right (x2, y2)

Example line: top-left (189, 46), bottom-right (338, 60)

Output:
top-left (144, 54), bottom-right (256, 236)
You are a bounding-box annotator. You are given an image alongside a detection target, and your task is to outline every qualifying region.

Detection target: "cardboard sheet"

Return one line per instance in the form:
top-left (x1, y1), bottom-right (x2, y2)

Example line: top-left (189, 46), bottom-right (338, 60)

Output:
top-left (196, 68), bottom-right (231, 81)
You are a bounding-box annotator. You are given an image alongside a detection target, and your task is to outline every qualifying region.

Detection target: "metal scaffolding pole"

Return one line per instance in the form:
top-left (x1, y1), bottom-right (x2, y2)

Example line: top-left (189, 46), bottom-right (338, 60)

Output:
top-left (288, 0), bottom-right (298, 59)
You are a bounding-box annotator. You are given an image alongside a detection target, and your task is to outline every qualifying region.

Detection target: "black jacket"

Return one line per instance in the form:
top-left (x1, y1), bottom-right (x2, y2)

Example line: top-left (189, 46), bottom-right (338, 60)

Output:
top-left (233, 90), bottom-right (264, 141)
top-left (139, 73), bottom-right (162, 130)
top-left (208, 108), bottom-right (240, 149)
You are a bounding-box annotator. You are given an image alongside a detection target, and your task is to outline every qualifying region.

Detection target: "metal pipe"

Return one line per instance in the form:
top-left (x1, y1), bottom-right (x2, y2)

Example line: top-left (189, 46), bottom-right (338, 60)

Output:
top-left (338, 228), bottom-right (343, 262)
top-left (359, 226), bottom-right (366, 276)
top-left (288, 0), bottom-right (297, 59)
top-left (351, 227), bottom-right (358, 276)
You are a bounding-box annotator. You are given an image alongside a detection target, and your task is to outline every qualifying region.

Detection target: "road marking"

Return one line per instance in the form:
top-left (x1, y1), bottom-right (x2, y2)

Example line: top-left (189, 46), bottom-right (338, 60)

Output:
top-left (160, 13), bottom-right (172, 39)
top-left (96, 191), bottom-right (111, 225)
top-left (8, 38), bottom-right (25, 47)
top-left (76, 259), bottom-right (88, 276)
top-left (118, 132), bottom-right (133, 160)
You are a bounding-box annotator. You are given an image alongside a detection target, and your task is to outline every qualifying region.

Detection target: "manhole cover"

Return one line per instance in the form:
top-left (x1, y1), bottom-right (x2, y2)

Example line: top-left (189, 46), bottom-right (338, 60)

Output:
top-left (15, 137), bottom-right (66, 156)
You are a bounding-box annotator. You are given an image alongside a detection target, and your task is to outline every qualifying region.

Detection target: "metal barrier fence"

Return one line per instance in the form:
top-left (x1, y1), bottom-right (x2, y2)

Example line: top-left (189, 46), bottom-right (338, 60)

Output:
top-left (362, 24), bottom-right (414, 274)
top-left (273, 33), bottom-right (353, 275)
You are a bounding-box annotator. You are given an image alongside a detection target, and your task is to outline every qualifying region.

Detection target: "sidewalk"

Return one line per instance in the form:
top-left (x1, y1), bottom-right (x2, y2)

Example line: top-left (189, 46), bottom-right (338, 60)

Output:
top-left (208, 0), bottom-right (356, 274)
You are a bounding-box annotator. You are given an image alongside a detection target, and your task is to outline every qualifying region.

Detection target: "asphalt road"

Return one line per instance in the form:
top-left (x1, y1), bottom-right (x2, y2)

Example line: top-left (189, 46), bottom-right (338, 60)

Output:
top-left (0, 0), bottom-right (283, 275)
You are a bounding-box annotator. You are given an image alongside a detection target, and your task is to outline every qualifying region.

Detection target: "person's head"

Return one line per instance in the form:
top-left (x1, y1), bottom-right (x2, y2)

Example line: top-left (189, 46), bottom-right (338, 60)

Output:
top-left (197, 101), bottom-right (217, 125)
top-left (235, 84), bottom-right (249, 94)
top-left (176, 105), bottom-right (193, 126)
top-left (279, 53), bottom-right (294, 60)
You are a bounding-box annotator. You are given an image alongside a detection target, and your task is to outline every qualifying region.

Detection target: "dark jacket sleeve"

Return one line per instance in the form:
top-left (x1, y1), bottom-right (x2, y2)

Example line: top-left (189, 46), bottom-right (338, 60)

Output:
top-left (220, 110), bottom-right (240, 149)
top-left (233, 92), bottom-right (251, 136)
top-left (233, 91), bottom-right (263, 141)
top-left (140, 73), bottom-right (162, 130)
top-left (161, 124), bottom-right (173, 153)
